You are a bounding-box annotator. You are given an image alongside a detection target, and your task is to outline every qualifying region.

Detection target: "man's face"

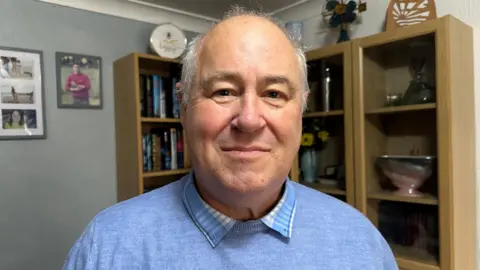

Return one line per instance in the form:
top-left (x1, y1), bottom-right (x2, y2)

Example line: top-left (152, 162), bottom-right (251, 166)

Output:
top-left (182, 17), bottom-right (304, 195)
top-left (73, 64), bottom-right (79, 74)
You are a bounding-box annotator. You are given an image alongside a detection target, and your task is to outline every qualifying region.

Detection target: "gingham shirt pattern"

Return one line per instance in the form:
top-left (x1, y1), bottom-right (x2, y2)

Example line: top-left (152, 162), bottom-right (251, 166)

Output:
top-left (182, 173), bottom-right (297, 248)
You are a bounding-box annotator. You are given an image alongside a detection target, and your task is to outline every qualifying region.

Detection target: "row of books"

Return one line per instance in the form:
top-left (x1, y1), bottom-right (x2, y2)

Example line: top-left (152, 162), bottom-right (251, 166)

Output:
top-left (142, 127), bottom-right (184, 172)
top-left (139, 74), bottom-right (181, 119)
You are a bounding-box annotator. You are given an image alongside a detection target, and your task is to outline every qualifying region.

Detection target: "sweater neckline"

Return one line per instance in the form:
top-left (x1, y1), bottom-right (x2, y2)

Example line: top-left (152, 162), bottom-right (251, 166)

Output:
top-left (229, 220), bottom-right (270, 235)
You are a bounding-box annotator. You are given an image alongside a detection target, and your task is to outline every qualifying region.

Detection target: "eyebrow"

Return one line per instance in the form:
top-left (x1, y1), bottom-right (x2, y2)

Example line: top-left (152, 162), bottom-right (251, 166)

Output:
top-left (200, 71), bottom-right (297, 94)
top-left (200, 71), bottom-right (242, 89)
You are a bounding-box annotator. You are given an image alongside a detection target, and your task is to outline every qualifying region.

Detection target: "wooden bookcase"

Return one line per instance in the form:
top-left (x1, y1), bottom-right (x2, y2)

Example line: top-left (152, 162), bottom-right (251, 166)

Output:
top-left (289, 41), bottom-right (356, 207)
top-left (113, 53), bottom-right (191, 202)
top-left (352, 15), bottom-right (476, 270)
top-left (113, 14), bottom-right (475, 270)
top-left (291, 15), bottom-right (475, 270)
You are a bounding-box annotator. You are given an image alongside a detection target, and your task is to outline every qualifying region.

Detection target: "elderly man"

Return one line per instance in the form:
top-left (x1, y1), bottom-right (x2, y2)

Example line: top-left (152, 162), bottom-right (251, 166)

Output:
top-left (63, 7), bottom-right (397, 270)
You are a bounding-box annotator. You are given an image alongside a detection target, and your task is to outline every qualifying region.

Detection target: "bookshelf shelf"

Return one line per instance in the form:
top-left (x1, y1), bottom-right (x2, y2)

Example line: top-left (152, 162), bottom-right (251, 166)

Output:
top-left (143, 168), bottom-right (191, 178)
top-left (303, 110), bottom-right (344, 118)
top-left (368, 192), bottom-right (438, 205)
top-left (365, 103), bottom-right (436, 115)
top-left (352, 16), bottom-right (475, 269)
top-left (114, 15), bottom-right (475, 270)
top-left (141, 117), bottom-right (181, 123)
top-left (291, 15), bottom-right (476, 270)
top-left (114, 53), bottom-right (190, 202)
top-left (396, 256), bottom-right (440, 270)
top-left (291, 41), bottom-right (355, 208)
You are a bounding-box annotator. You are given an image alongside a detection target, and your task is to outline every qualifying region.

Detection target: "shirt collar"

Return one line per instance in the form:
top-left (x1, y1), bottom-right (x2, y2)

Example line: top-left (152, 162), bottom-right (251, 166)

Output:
top-left (182, 171), bottom-right (297, 248)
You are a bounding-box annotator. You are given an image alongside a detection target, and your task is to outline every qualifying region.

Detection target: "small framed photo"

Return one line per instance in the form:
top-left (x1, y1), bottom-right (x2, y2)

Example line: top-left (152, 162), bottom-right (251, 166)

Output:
top-left (56, 52), bottom-right (102, 109)
top-left (0, 46), bottom-right (46, 140)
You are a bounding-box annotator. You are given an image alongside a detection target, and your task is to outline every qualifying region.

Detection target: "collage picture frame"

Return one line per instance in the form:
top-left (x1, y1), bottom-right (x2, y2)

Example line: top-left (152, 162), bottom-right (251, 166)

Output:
top-left (0, 46), bottom-right (46, 140)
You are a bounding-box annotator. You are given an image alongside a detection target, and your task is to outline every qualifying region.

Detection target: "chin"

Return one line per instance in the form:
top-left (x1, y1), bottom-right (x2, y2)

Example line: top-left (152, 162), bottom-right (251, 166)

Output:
top-left (213, 167), bottom-right (280, 194)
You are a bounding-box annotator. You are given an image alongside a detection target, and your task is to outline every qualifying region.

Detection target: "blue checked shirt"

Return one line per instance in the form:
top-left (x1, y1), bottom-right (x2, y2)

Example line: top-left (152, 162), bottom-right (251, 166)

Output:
top-left (182, 173), bottom-right (297, 248)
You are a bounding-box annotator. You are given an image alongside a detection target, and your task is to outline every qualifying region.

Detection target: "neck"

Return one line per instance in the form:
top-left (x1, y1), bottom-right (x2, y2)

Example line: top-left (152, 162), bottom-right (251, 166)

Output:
top-left (194, 174), bottom-right (285, 221)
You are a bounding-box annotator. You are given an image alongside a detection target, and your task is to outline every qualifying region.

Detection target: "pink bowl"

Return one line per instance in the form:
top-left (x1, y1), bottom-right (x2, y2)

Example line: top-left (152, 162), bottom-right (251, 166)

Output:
top-left (375, 155), bottom-right (436, 197)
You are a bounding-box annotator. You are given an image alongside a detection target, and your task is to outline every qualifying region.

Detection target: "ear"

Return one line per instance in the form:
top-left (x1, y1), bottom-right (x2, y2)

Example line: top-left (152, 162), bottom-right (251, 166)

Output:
top-left (303, 91), bottom-right (310, 107)
top-left (303, 91), bottom-right (309, 100)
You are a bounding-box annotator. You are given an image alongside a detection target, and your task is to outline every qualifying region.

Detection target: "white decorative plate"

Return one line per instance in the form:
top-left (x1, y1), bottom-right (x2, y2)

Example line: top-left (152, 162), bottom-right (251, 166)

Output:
top-left (149, 23), bottom-right (187, 59)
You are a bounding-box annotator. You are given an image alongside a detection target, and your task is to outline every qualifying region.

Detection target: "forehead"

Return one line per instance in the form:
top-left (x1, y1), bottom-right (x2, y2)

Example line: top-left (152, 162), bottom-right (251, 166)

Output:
top-left (198, 17), bottom-right (301, 82)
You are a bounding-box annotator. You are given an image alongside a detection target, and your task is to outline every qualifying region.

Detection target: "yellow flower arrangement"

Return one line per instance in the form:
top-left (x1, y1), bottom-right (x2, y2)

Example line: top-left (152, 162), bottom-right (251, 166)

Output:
top-left (301, 133), bottom-right (315, 147)
top-left (318, 130), bottom-right (329, 143)
top-left (301, 120), bottom-right (329, 149)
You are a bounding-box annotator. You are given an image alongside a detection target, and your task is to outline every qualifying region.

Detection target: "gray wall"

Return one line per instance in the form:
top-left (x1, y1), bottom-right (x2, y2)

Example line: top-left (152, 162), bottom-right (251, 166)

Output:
top-left (0, 1), bottom-right (196, 269)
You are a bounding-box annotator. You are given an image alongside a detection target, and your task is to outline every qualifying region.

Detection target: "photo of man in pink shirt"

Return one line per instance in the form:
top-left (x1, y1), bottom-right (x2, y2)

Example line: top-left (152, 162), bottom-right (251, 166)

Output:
top-left (64, 64), bottom-right (91, 105)
top-left (56, 52), bottom-right (102, 108)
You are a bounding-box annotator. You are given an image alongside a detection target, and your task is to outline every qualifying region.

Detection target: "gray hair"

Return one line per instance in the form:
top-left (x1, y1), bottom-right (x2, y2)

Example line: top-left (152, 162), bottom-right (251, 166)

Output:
top-left (179, 5), bottom-right (310, 110)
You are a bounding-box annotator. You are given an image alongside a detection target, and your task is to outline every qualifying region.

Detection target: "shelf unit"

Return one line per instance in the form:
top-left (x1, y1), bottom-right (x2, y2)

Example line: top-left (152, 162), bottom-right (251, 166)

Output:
top-left (113, 53), bottom-right (191, 202)
top-left (290, 41), bottom-right (356, 206)
top-left (290, 15), bottom-right (475, 270)
top-left (113, 15), bottom-right (475, 270)
top-left (351, 15), bottom-right (475, 270)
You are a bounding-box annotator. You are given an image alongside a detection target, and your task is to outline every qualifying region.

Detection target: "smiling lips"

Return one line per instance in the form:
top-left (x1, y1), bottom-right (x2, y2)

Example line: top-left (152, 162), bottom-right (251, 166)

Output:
top-left (221, 146), bottom-right (270, 159)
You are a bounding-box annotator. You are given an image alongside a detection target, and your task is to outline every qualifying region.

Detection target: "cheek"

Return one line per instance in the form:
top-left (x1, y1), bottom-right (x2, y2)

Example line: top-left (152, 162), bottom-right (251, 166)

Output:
top-left (270, 107), bottom-right (303, 147)
top-left (185, 102), bottom-right (230, 146)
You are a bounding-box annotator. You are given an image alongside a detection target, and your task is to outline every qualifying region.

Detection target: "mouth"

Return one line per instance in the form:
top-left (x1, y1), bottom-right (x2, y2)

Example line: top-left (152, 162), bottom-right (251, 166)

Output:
top-left (220, 146), bottom-right (271, 159)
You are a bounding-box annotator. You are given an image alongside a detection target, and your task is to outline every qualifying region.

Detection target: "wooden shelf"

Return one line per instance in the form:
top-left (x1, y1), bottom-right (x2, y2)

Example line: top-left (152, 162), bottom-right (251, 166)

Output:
top-left (135, 52), bottom-right (181, 64)
top-left (301, 182), bottom-right (346, 196)
top-left (365, 103), bottom-right (436, 115)
top-left (368, 191), bottom-right (438, 205)
top-left (114, 52), bottom-right (190, 202)
top-left (141, 117), bottom-right (181, 123)
top-left (143, 168), bottom-right (191, 178)
top-left (393, 246), bottom-right (440, 270)
top-left (352, 15), bottom-right (476, 269)
top-left (303, 110), bottom-right (344, 118)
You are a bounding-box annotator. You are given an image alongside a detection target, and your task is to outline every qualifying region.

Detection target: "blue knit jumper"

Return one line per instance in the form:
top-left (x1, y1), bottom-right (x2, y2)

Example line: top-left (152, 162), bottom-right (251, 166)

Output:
top-left (63, 173), bottom-right (398, 270)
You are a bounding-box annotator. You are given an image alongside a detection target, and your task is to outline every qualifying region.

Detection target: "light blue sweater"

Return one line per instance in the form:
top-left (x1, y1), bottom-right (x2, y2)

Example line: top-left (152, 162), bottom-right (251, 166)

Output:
top-left (63, 175), bottom-right (398, 269)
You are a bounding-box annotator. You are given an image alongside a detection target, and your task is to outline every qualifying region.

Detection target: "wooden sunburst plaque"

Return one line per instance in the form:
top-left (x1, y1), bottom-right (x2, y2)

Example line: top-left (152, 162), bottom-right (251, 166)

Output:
top-left (386, 0), bottom-right (437, 31)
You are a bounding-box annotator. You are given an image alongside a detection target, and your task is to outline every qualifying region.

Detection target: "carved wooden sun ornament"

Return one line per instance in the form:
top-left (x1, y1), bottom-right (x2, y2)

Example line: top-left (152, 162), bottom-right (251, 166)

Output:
top-left (386, 0), bottom-right (437, 31)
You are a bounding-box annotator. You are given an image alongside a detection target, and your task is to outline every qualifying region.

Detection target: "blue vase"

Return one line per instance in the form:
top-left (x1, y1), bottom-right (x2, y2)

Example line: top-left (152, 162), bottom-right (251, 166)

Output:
top-left (300, 148), bottom-right (318, 183)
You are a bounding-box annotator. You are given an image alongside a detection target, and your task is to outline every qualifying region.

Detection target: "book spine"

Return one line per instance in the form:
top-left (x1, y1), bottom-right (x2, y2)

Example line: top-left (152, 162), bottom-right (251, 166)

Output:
top-left (172, 77), bottom-right (180, 118)
top-left (170, 128), bottom-right (177, 170)
top-left (153, 75), bottom-right (160, 117)
top-left (159, 77), bottom-right (167, 118)
top-left (176, 129), bottom-right (184, 168)
top-left (146, 75), bottom-right (153, 117)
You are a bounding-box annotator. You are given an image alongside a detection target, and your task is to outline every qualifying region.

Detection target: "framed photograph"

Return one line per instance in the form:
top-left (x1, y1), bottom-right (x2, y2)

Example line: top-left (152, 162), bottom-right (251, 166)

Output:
top-left (0, 46), bottom-right (46, 140)
top-left (56, 52), bottom-right (102, 109)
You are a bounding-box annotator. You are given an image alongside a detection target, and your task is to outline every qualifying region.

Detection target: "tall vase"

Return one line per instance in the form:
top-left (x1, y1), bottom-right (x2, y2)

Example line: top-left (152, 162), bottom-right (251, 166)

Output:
top-left (300, 148), bottom-right (318, 183)
top-left (337, 23), bottom-right (350, 43)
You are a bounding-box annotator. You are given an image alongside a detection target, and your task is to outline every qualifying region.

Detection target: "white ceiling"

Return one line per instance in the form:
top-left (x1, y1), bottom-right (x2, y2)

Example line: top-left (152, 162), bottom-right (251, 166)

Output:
top-left (128, 0), bottom-right (312, 21)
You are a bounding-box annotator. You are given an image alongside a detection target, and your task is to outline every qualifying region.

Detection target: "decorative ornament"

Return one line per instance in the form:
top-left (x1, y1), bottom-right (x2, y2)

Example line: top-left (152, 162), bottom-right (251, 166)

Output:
top-left (385, 0), bottom-right (437, 31)
top-left (322, 0), bottom-right (367, 43)
top-left (149, 23), bottom-right (187, 59)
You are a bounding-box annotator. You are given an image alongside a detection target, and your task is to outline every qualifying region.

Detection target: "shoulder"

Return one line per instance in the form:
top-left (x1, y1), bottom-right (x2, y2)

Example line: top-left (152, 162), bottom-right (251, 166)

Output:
top-left (292, 181), bottom-right (359, 215)
top-left (292, 181), bottom-right (376, 231)
top-left (94, 177), bottom-right (187, 230)
top-left (62, 177), bottom-right (189, 269)
top-left (291, 181), bottom-right (397, 267)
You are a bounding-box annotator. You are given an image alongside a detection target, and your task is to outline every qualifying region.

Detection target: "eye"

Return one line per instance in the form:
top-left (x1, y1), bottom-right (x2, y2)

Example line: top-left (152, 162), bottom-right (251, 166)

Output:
top-left (263, 90), bottom-right (288, 107)
top-left (214, 89), bottom-right (232, 96)
top-left (265, 91), bottom-right (281, 99)
top-left (211, 88), bottom-right (237, 103)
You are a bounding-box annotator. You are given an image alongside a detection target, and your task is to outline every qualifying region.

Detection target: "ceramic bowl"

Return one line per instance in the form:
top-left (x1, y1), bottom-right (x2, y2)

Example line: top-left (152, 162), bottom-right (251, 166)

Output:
top-left (375, 155), bottom-right (436, 196)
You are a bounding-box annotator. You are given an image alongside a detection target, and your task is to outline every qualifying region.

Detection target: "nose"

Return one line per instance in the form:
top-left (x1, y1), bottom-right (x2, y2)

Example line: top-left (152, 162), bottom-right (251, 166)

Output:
top-left (231, 92), bottom-right (266, 133)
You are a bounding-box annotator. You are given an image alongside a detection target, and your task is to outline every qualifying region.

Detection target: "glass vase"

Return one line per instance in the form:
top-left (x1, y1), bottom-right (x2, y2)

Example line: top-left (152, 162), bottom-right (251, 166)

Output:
top-left (402, 57), bottom-right (436, 105)
top-left (300, 148), bottom-right (318, 183)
